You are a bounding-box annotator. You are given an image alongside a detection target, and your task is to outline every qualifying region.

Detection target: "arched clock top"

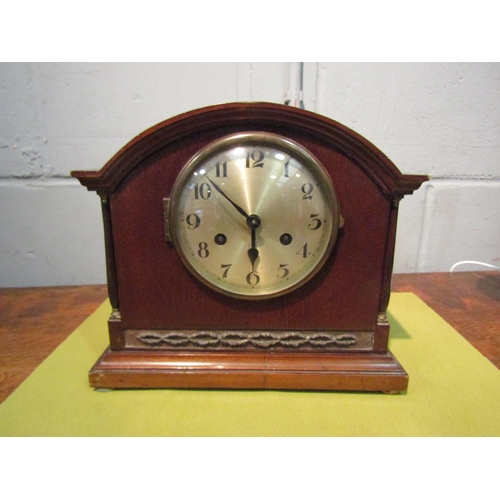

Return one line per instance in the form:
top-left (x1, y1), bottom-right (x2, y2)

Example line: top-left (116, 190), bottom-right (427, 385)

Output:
top-left (71, 102), bottom-right (428, 199)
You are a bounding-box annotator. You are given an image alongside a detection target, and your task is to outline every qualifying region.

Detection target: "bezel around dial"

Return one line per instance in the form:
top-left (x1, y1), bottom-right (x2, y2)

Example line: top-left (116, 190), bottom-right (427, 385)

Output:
top-left (168, 132), bottom-right (341, 300)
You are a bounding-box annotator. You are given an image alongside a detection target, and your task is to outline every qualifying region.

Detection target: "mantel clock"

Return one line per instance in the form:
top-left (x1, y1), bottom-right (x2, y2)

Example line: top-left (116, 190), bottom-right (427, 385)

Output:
top-left (72, 102), bottom-right (427, 393)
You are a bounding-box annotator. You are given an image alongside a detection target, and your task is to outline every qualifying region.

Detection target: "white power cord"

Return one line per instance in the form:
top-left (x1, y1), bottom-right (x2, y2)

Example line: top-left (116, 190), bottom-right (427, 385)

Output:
top-left (449, 261), bottom-right (500, 272)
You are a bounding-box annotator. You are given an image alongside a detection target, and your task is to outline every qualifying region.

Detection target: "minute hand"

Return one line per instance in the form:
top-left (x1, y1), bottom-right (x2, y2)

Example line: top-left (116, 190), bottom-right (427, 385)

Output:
top-left (205, 174), bottom-right (249, 219)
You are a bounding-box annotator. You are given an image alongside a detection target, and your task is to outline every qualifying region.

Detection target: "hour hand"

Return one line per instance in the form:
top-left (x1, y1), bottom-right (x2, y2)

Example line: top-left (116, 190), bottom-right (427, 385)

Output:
top-left (248, 246), bottom-right (259, 270)
top-left (247, 215), bottom-right (261, 271)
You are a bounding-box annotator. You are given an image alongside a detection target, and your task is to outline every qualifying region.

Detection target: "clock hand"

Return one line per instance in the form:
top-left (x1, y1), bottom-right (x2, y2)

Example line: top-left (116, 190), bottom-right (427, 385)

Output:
top-left (204, 174), bottom-right (249, 219)
top-left (247, 215), bottom-right (261, 271)
top-left (204, 174), bottom-right (262, 270)
top-left (248, 246), bottom-right (259, 272)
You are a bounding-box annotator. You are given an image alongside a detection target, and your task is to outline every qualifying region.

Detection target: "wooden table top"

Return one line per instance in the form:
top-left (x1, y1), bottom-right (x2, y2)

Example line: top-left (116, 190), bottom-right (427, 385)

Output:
top-left (1, 272), bottom-right (499, 403)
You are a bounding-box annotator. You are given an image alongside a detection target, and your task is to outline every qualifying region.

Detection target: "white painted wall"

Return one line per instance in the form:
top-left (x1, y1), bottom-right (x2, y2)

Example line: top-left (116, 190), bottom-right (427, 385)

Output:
top-left (1, 62), bottom-right (499, 287)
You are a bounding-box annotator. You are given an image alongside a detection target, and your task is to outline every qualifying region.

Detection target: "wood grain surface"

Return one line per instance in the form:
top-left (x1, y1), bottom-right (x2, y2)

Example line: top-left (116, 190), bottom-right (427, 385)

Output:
top-left (0, 285), bottom-right (108, 403)
top-left (392, 271), bottom-right (500, 369)
top-left (0, 272), bottom-right (498, 402)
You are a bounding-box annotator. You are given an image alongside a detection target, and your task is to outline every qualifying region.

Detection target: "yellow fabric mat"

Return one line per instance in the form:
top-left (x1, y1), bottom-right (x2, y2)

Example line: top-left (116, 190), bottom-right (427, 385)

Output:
top-left (1, 293), bottom-right (499, 436)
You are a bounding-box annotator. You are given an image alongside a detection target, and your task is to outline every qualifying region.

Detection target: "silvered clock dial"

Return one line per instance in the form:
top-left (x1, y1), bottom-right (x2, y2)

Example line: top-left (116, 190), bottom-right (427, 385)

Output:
top-left (167, 132), bottom-right (341, 299)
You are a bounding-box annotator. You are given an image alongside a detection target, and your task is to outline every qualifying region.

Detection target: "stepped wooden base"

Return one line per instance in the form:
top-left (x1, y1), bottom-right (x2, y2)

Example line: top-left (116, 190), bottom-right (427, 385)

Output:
top-left (89, 348), bottom-right (408, 393)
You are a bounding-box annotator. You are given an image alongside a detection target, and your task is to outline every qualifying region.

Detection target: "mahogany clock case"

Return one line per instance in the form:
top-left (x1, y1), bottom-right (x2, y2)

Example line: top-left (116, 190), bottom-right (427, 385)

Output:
top-left (72, 102), bottom-right (427, 392)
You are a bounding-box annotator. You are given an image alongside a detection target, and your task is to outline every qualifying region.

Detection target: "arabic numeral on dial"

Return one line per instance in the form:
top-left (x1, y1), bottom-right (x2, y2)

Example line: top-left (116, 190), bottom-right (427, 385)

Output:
top-left (297, 243), bottom-right (309, 258)
top-left (186, 213), bottom-right (200, 229)
top-left (221, 264), bottom-right (232, 278)
top-left (301, 183), bottom-right (314, 199)
top-left (194, 183), bottom-right (211, 200)
top-left (215, 161), bottom-right (227, 177)
top-left (284, 161), bottom-right (290, 178)
top-left (246, 271), bottom-right (260, 285)
top-left (197, 242), bottom-right (209, 258)
top-left (308, 214), bottom-right (322, 230)
top-left (246, 150), bottom-right (265, 169)
top-left (277, 264), bottom-right (289, 278)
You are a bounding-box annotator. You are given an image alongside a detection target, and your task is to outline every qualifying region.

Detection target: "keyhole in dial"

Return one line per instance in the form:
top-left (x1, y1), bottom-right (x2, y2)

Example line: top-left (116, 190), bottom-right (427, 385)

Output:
top-left (280, 233), bottom-right (293, 246)
top-left (214, 234), bottom-right (227, 245)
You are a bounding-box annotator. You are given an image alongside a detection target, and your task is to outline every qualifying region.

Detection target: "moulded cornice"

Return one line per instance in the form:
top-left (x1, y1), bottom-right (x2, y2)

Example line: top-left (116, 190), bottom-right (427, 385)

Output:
top-left (71, 102), bottom-right (428, 198)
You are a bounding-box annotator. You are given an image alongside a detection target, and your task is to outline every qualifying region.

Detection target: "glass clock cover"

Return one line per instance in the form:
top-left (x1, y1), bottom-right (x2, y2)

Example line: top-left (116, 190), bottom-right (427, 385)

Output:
top-left (168, 132), bottom-right (340, 299)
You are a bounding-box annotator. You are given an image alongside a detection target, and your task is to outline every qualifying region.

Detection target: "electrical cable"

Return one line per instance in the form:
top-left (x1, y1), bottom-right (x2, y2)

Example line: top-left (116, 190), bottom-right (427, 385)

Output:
top-left (449, 261), bottom-right (500, 272)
